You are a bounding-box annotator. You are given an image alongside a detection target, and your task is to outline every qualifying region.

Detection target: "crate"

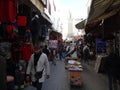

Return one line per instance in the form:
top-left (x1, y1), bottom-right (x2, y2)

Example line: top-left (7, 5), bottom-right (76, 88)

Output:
top-left (68, 70), bottom-right (82, 87)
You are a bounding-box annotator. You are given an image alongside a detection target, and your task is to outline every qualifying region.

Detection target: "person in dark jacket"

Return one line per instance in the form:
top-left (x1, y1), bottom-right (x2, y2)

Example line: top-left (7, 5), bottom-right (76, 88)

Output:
top-left (42, 45), bottom-right (50, 58)
top-left (104, 50), bottom-right (120, 90)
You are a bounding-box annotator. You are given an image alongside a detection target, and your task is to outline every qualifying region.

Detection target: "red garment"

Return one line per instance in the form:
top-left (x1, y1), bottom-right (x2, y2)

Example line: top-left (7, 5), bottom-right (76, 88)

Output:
top-left (7, 25), bottom-right (14, 39)
top-left (18, 16), bottom-right (27, 26)
top-left (11, 43), bottom-right (21, 62)
top-left (0, 0), bottom-right (17, 23)
top-left (20, 44), bottom-right (33, 61)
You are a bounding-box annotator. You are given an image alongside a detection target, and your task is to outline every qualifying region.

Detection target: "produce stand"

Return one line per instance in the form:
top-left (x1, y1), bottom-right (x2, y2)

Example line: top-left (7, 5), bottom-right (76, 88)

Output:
top-left (65, 57), bottom-right (83, 87)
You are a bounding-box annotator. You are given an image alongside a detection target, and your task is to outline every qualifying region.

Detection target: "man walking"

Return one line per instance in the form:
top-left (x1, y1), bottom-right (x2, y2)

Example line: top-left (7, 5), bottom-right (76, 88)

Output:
top-left (26, 42), bottom-right (50, 90)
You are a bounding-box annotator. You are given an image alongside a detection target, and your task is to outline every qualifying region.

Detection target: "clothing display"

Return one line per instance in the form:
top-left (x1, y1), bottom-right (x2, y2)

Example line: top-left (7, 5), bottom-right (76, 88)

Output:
top-left (11, 42), bottom-right (20, 62)
top-left (18, 16), bottom-right (27, 26)
top-left (0, 1), bottom-right (50, 89)
top-left (0, 0), bottom-right (17, 23)
top-left (0, 24), bottom-right (8, 40)
top-left (0, 42), bottom-right (12, 59)
top-left (20, 43), bottom-right (33, 61)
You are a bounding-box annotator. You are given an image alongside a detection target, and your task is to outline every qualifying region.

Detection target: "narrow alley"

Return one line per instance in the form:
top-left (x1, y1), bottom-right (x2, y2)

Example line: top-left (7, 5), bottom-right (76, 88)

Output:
top-left (0, 1), bottom-right (120, 90)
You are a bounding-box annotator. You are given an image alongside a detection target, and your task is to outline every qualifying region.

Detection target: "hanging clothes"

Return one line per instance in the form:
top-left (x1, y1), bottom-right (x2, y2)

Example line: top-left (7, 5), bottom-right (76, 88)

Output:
top-left (20, 43), bottom-right (33, 61)
top-left (7, 23), bottom-right (18, 39)
top-left (11, 42), bottom-right (21, 62)
top-left (0, 24), bottom-right (8, 39)
top-left (18, 16), bottom-right (27, 26)
top-left (0, 0), bottom-right (17, 23)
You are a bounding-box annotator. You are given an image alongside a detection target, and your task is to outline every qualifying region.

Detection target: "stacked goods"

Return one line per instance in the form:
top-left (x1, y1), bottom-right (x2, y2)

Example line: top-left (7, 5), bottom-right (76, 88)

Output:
top-left (65, 59), bottom-right (83, 87)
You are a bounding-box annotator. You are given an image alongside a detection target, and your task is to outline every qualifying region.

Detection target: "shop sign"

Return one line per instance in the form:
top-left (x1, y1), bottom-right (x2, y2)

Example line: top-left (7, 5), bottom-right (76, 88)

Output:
top-left (49, 40), bottom-right (58, 48)
top-left (96, 40), bottom-right (106, 54)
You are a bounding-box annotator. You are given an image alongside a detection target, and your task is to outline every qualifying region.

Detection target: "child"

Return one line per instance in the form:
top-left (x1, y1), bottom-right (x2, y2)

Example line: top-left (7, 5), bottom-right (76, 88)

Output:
top-left (23, 75), bottom-right (37, 90)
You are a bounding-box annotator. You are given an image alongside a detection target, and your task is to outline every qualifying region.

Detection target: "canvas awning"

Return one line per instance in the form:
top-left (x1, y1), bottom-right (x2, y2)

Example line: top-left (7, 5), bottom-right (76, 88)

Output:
top-left (19, 0), bottom-right (52, 25)
top-left (88, 0), bottom-right (120, 24)
top-left (75, 19), bottom-right (86, 29)
top-left (85, 0), bottom-right (120, 33)
top-left (87, 0), bottom-right (114, 23)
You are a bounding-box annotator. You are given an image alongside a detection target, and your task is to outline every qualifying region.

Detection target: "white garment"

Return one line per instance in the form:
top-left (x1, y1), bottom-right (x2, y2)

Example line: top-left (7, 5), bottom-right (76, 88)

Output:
top-left (71, 51), bottom-right (77, 58)
top-left (26, 53), bottom-right (50, 83)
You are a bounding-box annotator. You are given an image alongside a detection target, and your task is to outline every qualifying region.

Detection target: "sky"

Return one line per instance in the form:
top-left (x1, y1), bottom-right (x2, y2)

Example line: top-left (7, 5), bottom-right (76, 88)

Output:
top-left (57, 0), bottom-right (88, 20)
top-left (55, 0), bottom-right (88, 39)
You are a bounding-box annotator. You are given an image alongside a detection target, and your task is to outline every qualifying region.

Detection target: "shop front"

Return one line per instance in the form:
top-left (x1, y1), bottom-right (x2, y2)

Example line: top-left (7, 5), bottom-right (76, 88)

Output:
top-left (85, 0), bottom-right (120, 89)
top-left (0, 0), bottom-right (52, 89)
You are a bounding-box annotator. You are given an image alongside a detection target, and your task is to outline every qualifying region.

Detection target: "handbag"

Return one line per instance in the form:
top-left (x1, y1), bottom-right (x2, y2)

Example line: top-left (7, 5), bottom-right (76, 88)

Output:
top-left (34, 68), bottom-right (44, 79)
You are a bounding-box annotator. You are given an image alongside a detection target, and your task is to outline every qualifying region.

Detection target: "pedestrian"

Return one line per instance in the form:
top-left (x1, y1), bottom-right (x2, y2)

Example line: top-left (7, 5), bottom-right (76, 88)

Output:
top-left (26, 42), bottom-right (50, 90)
top-left (51, 49), bottom-right (56, 65)
top-left (58, 45), bottom-right (63, 60)
top-left (104, 47), bottom-right (120, 90)
top-left (42, 45), bottom-right (50, 59)
top-left (24, 75), bottom-right (37, 90)
top-left (83, 43), bottom-right (90, 64)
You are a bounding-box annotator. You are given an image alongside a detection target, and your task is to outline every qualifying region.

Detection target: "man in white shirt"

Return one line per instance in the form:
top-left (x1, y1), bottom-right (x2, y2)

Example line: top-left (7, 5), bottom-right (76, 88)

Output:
top-left (26, 42), bottom-right (50, 90)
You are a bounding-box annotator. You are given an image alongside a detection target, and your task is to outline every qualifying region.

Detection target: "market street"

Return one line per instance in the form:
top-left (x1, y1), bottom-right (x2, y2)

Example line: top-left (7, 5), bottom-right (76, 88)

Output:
top-left (42, 60), bottom-right (110, 90)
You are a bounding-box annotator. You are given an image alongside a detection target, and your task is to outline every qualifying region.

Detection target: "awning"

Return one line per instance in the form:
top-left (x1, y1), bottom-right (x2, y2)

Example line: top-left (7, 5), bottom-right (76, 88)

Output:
top-left (49, 30), bottom-right (62, 40)
top-left (19, 0), bottom-right (52, 25)
top-left (87, 0), bottom-right (114, 23)
top-left (85, 0), bottom-right (120, 33)
top-left (87, 8), bottom-right (119, 27)
top-left (75, 19), bottom-right (86, 29)
top-left (41, 13), bottom-right (52, 25)
top-left (87, 0), bottom-right (120, 24)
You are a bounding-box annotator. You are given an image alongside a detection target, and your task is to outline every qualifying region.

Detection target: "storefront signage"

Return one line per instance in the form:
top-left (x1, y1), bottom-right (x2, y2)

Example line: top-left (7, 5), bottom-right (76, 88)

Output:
top-left (49, 40), bottom-right (58, 48)
top-left (96, 40), bottom-right (106, 54)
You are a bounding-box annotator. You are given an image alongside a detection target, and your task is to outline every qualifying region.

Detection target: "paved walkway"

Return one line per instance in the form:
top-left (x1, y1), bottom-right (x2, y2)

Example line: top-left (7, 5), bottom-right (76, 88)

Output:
top-left (81, 61), bottom-right (109, 90)
top-left (42, 59), bottom-right (120, 90)
top-left (42, 60), bottom-right (70, 90)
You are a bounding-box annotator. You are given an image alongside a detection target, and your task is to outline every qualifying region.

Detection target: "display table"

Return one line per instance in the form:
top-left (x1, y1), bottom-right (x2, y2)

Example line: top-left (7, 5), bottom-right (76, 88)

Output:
top-left (65, 59), bottom-right (83, 87)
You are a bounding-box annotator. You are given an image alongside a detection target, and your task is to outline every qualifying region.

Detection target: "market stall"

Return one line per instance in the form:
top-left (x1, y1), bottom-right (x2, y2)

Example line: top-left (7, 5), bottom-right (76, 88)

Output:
top-left (65, 57), bottom-right (83, 87)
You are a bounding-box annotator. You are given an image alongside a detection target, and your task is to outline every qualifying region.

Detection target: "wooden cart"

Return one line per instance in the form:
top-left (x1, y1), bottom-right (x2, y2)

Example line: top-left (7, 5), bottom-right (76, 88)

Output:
top-left (65, 58), bottom-right (83, 87)
top-left (68, 69), bottom-right (82, 87)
